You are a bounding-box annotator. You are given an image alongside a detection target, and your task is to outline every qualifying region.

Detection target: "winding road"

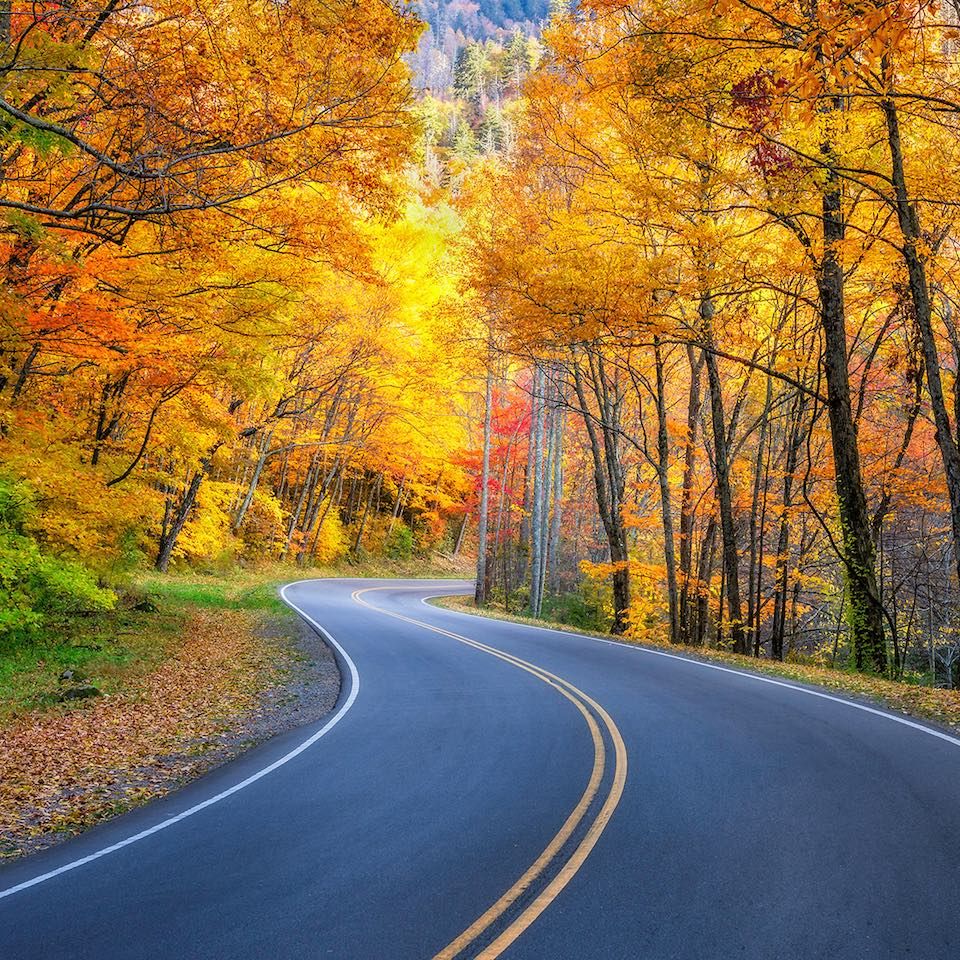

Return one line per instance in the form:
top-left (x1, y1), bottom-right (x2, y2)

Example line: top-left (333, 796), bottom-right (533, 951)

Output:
top-left (2, 578), bottom-right (959, 959)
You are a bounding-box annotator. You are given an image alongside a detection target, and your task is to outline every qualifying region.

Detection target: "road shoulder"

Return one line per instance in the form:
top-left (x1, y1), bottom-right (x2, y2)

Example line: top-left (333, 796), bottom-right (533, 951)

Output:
top-left (428, 595), bottom-right (960, 739)
top-left (0, 605), bottom-right (340, 860)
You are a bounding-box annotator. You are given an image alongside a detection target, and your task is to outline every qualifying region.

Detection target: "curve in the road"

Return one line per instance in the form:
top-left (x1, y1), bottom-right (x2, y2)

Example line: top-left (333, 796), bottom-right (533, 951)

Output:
top-left (1, 578), bottom-right (628, 960)
top-left (425, 593), bottom-right (960, 752)
top-left (351, 586), bottom-right (627, 960)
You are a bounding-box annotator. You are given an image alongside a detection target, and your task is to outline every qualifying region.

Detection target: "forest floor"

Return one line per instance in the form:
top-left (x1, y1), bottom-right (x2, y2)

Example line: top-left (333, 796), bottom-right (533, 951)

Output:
top-left (433, 596), bottom-right (960, 735)
top-left (0, 556), bottom-right (468, 860)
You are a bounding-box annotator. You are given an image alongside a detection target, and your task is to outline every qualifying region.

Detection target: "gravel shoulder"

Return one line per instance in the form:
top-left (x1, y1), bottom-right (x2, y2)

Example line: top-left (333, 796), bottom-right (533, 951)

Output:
top-left (217, 612), bottom-right (341, 752)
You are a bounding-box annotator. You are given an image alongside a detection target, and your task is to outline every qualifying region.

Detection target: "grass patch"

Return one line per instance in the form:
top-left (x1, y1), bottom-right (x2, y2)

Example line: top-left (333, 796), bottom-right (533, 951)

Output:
top-left (0, 568), bottom-right (287, 724)
top-left (432, 595), bottom-right (960, 735)
top-left (137, 572), bottom-right (286, 613)
top-left (1, 556), bottom-right (469, 724)
top-left (0, 606), bottom-right (181, 722)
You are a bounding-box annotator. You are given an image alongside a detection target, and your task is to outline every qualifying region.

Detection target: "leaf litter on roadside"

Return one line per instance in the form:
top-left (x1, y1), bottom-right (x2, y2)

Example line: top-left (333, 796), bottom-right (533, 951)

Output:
top-left (0, 610), bottom-right (287, 859)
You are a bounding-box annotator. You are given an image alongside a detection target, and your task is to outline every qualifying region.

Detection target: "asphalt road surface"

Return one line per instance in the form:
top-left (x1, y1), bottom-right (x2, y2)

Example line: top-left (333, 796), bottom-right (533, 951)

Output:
top-left (2, 578), bottom-right (959, 959)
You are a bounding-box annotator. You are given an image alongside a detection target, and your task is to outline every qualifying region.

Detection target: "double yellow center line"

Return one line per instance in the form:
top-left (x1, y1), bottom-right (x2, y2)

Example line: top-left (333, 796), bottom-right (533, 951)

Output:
top-left (351, 588), bottom-right (628, 960)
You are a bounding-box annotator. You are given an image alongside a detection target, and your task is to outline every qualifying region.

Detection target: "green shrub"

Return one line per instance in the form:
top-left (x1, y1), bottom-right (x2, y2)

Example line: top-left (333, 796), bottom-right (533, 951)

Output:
top-left (543, 588), bottom-right (610, 632)
top-left (0, 476), bottom-right (115, 645)
top-left (383, 522), bottom-right (414, 561)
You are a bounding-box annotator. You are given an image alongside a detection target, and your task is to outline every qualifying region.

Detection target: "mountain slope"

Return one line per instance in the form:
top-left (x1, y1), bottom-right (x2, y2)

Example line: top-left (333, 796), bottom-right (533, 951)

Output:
top-left (418, 1), bottom-right (551, 39)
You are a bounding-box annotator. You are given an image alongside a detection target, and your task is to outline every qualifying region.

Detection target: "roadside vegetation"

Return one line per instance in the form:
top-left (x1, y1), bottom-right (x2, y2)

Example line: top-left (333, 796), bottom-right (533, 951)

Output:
top-left (0, 557), bottom-right (467, 859)
top-left (0, 574), bottom-right (278, 857)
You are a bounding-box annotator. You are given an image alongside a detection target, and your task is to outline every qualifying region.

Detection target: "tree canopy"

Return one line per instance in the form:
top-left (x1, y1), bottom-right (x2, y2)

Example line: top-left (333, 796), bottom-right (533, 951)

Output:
top-left (5, 0), bottom-right (960, 688)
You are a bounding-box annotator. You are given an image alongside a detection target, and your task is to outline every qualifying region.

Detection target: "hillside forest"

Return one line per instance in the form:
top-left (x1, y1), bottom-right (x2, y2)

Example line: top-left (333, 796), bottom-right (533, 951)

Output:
top-left (3, 0), bottom-right (960, 690)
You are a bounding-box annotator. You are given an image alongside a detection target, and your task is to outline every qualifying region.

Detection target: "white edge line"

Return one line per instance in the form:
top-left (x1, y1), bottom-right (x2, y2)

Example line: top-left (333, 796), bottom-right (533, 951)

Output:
top-left (420, 594), bottom-right (960, 751)
top-left (0, 579), bottom-right (359, 902)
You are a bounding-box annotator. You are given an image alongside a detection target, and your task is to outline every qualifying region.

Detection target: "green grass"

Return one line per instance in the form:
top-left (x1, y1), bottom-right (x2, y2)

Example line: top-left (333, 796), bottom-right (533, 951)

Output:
top-left (0, 605), bottom-right (181, 721)
top-left (137, 574), bottom-right (286, 613)
top-left (0, 569), bottom-right (284, 723)
top-left (0, 555), bottom-right (471, 725)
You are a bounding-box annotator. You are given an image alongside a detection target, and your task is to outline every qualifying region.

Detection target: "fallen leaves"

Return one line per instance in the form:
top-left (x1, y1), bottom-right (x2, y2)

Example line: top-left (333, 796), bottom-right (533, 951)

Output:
top-left (0, 609), bottom-right (286, 859)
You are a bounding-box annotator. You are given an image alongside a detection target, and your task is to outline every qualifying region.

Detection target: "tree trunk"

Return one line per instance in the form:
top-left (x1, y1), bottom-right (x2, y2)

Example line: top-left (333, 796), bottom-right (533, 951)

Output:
top-left (387, 477), bottom-right (406, 533)
top-left (571, 347), bottom-right (630, 633)
top-left (679, 346), bottom-right (704, 645)
top-left (771, 392), bottom-right (808, 660)
top-left (817, 148), bottom-right (886, 673)
top-left (282, 453), bottom-right (322, 559)
top-left (520, 376), bottom-right (536, 554)
top-left (302, 469), bottom-right (344, 566)
top-left (701, 294), bottom-right (747, 654)
top-left (747, 375), bottom-right (773, 655)
top-left (752, 434), bottom-right (772, 656)
top-left (353, 474), bottom-right (379, 553)
top-left (528, 367), bottom-right (547, 617)
top-left (475, 359), bottom-right (494, 606)
top-left (535, 395), bottom-right (555, 616)
top-left (548, 403), bottom-right (565, 594)
top-left (233, 430), bottom-right (272, 531)
top-left (156, 459), bottom-right (214, 572)
top-left (653, 337), bottom-right (680, 643)
top-left (491, 435), bottom-right (514, 599)
top-left (694, 516), bottom-right (717, 647)
top-left (453, 513), bottom-right (470, 556)
top-left (10, 342), bottom-right (40, 402)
